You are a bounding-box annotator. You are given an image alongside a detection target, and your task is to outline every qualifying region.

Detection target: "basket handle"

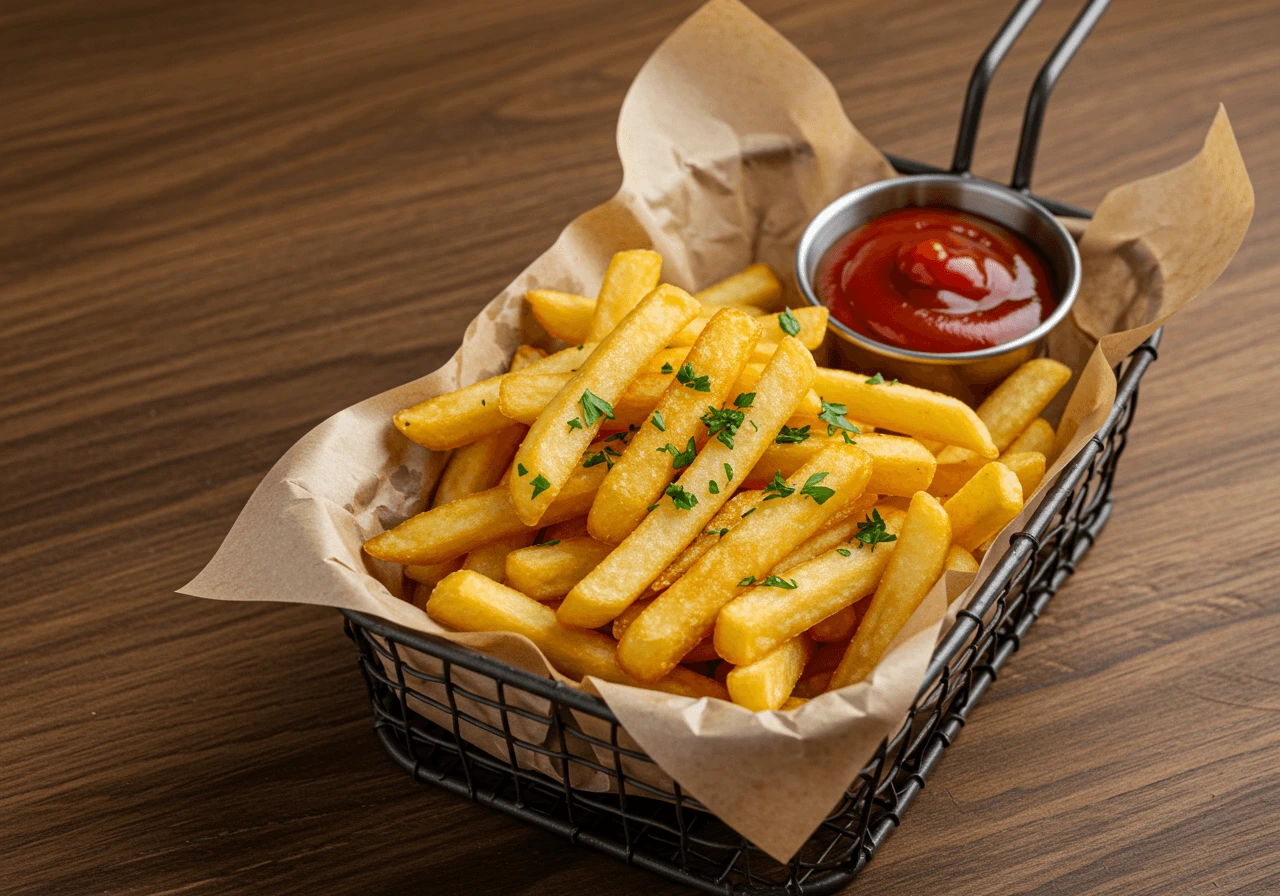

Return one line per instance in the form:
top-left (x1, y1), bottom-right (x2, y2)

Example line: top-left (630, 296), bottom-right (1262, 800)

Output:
top-left (950, 0), bottom-right (1112, 190)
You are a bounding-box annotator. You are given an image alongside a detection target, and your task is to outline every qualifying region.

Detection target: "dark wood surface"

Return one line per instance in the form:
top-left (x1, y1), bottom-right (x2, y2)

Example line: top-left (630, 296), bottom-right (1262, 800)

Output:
top-left (3, 0), bottom-right (1277, 893)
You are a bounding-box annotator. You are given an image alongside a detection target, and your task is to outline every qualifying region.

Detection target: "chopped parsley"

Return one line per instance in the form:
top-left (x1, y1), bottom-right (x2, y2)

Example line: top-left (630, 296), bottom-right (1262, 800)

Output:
top-left (582, 451), bottom-right (609, 468)
top-left (760, 575), bottom-right (798, 589)
top-left (733, 392), bottom-right (756, 408)
top-left (708, 479), bottom-right (720, 495)
top-left (567, 417), bottom-right (584, 430)
top-left (700, 405), bottom-right (744, 449)
top-left (738, 575), bottom-right (756, 587)
top-left (676, 362), bottom-right (711, 392)
top-left (800, 471), bottom-right (835, 505)
top-left (530, 474), bottom-right (551, 500)
top-left (706, 527), bottom-right (729, 536)
top-left (647, 503), bottom-right (659, 512)
top-left (854, 509), bottom-right (898, 551)
top-left (604, 430), bottom-right (630, 443)
top-left (741, 507), bottom-right (756, 518)
top-left (660, 361), bottom-right (674, 374)
top-left (579, 389), bottom-right (614, 426)
top-left (775, 424), bottom-right (811, 444)
top-left (724, 462), bottom-right (734, 482)
top-left (778, 307), bottom-right (801, 337)
top-left (865, 372), bottom-right (898, 385)
top-left (651, 410), bottom-right (665, 431)
top-left (657, 437), bottom-right (697, 470)
top-left (841, 431), bottom-right (858, 445)
top-left (818, 399), bottom-right (860, 437)
top-left (664, 483), bottom-right (699, 511)
top-left (538, 539), bottom-right (561, 547)
top-left (762, 471), bottom-right (795, 501)
top-left (517, 463), bottom-right (528, 477)
top-left (749, 420), bottom-right (758, 432)
top-left (836, 548), bottom-right (852, 557)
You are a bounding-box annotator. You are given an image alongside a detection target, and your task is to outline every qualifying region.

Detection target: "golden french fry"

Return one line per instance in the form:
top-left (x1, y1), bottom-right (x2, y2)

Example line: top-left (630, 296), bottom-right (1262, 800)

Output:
top-left (749, 432), bottom-right (935, 497)
top-left (365, 458), bottom-right (608, 564)
top-left (504, 536), bottom-right (614, 600)
top-left (618, 443), bottom-right (873, 682)
top-left (649, 491), bottom-right (763, 592)
top-left (814, 369), bottom-right (997, 458)
top-left (944, 462), bottom-right (1024, 551)
top-left (945, 544), bottom-right (979, 575)
top-left (828, 492), bottom-right (951, 689)
top-left (935, 359), bottom-right (1070, 465)
top-left (646, 339), bottom-right (782, 373)
top-left (512, 344), bottom-right (549, 368)
top-left (613, 599), bottom-right (715, 646)
top-left (696, 263), bottom-right (783, 310)
top-left (726, 635), bottom-right (811, 711)
top-left (405, 557), bottom-right (463, 588)
top-left (770, 493), bottom-right (880, 573)
top-left (587, 250), bottom-right (663, 341)
top-left (1004, 417), bottom-right (1055, 458)
top-left (558, 338), bottom-right (818, 629)
top-left (589, 309), bottom-right (761, 543)
top-left (927, 456), bottom-right (985, 498)
top-left (528, 289), bottom-right (763, 345)
top-left (511, 285), bottom-right (700, 525)
top-left (541, 516), bottom-right (591, 542)
top-left (395, 343), bottom-right (594, 450)
top-left (426, 570), bottom-right (725, 700)
top-left (462, 532), bottom-right (535, 583)
top-left (611, 598), bottom-right (652, 640)
top-left (675, 306), bottom-right (828, 351)
top-left (434, 424), bottom-right (526, 507)
top-left (715, 507), bottom-right (905, 666)
top-left (809, 604), bottom-right (860, 643)
top-left (1001, 451), bottom-right (1046, 498)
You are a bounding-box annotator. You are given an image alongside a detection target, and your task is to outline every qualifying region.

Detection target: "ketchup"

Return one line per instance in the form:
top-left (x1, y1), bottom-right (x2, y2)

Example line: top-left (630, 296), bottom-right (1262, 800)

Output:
top-left (816, 206), bottom-right (1057, 353)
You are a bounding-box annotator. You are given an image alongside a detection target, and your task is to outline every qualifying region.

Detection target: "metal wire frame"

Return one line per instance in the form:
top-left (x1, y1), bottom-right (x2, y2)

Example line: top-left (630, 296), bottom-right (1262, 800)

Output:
top-left (339, 3), bottom-right (1141, 890)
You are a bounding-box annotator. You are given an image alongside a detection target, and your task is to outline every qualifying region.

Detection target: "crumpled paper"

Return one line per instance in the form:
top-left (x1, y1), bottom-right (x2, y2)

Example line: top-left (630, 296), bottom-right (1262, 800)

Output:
top-left (181, 0), bottom-right (1251, 862)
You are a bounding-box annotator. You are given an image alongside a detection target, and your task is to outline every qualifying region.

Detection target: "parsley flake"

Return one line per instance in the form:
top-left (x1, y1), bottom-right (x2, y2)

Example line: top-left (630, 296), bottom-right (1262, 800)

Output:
top-left (724, 462), bottom-right (734, 482)
top-left (657, 437), bottom-right (697, 470)
top-left (738, 575), bottom-right (756, 587)
top-left (706, 527), bottom-right (729, 536)
top-left (800, 471), bottom-right (835, 504)
top-left (818, 399), bottom-right (860, 437)
top-left (651, 410), bottom-right (666, 432)
top-left (676, 363), bottom-right (711, 392)
top-left (700, 405), bottom-right (745, 449)
top-left (665, 483), bottom-right (699, 511)
top-left (775, 424), bottom-right (811, 444)
top-left (741, 507), bottom-right (756, 518)
top-left (865, 372), bottom-right (885, 385)
top-left (762, 471), bottom-right (795, 501)
top-left (733, 392), bottom-right (756, 409)
top-left (579, 390), bottom-right (614, 426)
top-left (604, 431), bottom-right (630, 443)
top-left (567, 417), bottom-right (584, 431)
top-left (708, 479), bottom-right (720, 495)
top-left (836, 548), bottom-right (852, 557)
top-left (539, 539), bottom-right (561, 547)
top-left (530, 474), bottom-right (551, 500)
top-left (760, 575), bottom-right (798, 589)
top-left (854, 509), bottom-right (898, 551)
top-left (582, 452), bottom-right (608, 468)
top-left (647, 503), bottom-right (659, 512)
top-left (660, 361), bottom-right (674, 374)
top-left (517, 463), bottom-right (528, 477)
top-left (841, 431), bottom-right (858, 445)
top-left (778, 307), bottom-right (801, 337)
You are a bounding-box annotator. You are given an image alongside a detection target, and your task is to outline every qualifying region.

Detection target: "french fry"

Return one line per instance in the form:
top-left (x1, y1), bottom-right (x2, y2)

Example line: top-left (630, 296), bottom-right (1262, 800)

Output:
top-left (364, 458), bottom-right (608, 564)
top-left (426, 570), bottom-right (725, 700)
top-left (528, 289), bottom-right (764, 345)
top-left (935, 359), bottom-right (1071, 465)
top-left (612, 600), bottom-right (716, 657)
top-left (749, 432), bottom-right (935, 497)
top-left (814, 369), bottom-right (997, 458)
top-left (770, 493), bottom-right (880, 573)
top-left (945, 544), bottom-right (979, 576)
top-left (715, 508), bottom-right (906, 665)
top-left (649, 491), bottom-right (762, 592)
top-left (1004, 417), bottom-right (1055, 458)
top-left (541, 516), bottom-right (591, 542)
top-left (697, 263), bottom-right (784, 310)
top-left (395, 343), bottom-right (594, 450)
top-left (617, 444), bottom-right (873, 682)
top-left (511, 285), bottom-right (701, 525)
top-left (587, 250), bottom-right (663, 341)
top-left (929, 448), bottom-right (1044, 499)
top-left (696, 263), bottom-right (783, 309)
top-left (726, 635), bottom-right (811, 711)
top-left (461, 533), bottom-right (532, 583)
top-left (558, 338), bottom-right (818, 629)
top-left (809, 604), bottom-right (860, 643)
top-left (433, 348), bottom-right (544, 505)
top-left (675, 306), bottom-right (828, 350)
top-left (588, 309), bottom-right (762, 543)
top-left (943, 462), bottom-right (1024, 551)
top-left (405, 558), bottom-right (463, 588)
top-left (828, 492), bottom-right (951, 690)
top-left (1002, 451), bottom-right (1046, 498)
top-left (504, 536), bottom-right (614, 600)
top-left (780, 696), bottom-right (809, 710)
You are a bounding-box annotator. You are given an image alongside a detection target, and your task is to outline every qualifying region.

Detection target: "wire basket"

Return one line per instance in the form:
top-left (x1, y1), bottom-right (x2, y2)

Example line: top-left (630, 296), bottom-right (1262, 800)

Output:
top-left (342, 1), bottom-right (1151, 891)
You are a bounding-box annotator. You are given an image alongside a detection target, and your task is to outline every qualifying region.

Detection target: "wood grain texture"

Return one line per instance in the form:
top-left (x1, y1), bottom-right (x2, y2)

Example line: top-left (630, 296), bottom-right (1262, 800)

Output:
top-left (2, 0), bottom-right (1277, 893)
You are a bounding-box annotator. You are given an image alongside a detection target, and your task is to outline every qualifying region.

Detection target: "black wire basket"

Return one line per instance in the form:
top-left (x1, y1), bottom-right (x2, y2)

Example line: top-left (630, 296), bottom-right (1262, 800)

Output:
top-left (342, 1), bottom-right (1154, 892)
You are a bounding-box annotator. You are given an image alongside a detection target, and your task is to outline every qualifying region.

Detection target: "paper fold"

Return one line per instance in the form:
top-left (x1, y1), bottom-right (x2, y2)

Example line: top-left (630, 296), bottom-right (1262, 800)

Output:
top-left (180, 0), bottom-right (1251, 863)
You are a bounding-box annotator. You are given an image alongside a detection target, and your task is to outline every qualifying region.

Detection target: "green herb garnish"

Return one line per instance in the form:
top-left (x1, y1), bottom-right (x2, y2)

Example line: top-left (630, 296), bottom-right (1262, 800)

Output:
top-left (724, 462), bottom-right (734, 482)
top-left (657, 437), bottom-right (697, 470)
top-left (676, 362), bottom-right (711, 393)
top-left (700, 405), bottom-right (744, 449)
top-left (836, 548), bottom-right (852, 557)
top-left (775, 424), bottom-right (811, 444)
top-left (651, 410), bottom-right (666, 431)
top-left (579, 389), bottom-right (614, 426)
top-left (539, 539), bottom-right (560, 547)
top-left (818, 399), bottom-right (860, 437)
top-left (665, 483), bottom-right (699, 511)
top-left (733, 392), bottom-right (756, 408)
top-left (738, 575), bottom-right (756, 587)
top-left (567, 417), bottom-right (584, 430)
top-left (865, 372), bottom-right (885, 385)
top-left (800, 471), bottom-right (834, 505)
top-left (762, 471), bottom-right (795, 501)
top-left (778, 307), bottom-right (801, 337)
top-left (517, 463), bottom-right (528, 477)
top-left (709, 480), bottom-right (720, 495)
top-left (854, 509), bottom-right (897, 551)
top-left (530, 474), bottom-right (551, 500)
top-left (661, 361), bottom-right (674, 374)
top-left (760, 575), bottom-right (798, 589)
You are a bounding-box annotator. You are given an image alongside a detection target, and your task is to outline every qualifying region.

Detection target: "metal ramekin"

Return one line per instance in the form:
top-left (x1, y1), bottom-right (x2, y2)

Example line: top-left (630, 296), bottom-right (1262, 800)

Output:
top-left (795, 174), bottom-right (1081, 397)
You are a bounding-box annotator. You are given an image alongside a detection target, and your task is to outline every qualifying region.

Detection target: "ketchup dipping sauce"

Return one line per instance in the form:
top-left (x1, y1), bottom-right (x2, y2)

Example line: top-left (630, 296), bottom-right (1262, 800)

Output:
top-left (815, 206), bottom-right (1058, 354)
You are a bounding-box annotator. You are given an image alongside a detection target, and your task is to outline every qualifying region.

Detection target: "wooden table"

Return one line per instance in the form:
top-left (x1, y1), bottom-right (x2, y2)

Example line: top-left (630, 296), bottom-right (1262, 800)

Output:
top-left (4, 0), bottom-right (1277, 892)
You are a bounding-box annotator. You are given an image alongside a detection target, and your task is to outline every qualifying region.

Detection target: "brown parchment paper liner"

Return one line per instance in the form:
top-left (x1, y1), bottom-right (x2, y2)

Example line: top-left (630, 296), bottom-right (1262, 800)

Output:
top-left (180, 0), bottom-right (1252, 862)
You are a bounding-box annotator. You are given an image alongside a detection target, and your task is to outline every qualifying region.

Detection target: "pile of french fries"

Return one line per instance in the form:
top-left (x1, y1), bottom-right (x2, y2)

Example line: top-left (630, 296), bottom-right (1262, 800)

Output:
top-left (364, 250), bottom-right (1072, 712)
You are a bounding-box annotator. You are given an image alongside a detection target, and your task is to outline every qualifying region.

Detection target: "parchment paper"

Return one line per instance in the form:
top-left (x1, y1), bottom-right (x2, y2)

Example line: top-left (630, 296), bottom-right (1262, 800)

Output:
top-left (180, 0), bottom-right (1252, 862)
